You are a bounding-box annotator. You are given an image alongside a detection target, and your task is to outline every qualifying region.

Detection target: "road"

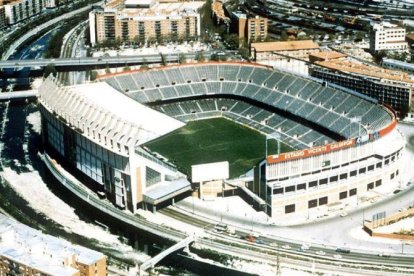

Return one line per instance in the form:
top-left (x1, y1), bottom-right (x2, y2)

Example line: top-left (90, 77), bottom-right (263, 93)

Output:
top-left (0, 52), bottom-right (211, 69)
top-left (2, 2), bottom-right (102, 60)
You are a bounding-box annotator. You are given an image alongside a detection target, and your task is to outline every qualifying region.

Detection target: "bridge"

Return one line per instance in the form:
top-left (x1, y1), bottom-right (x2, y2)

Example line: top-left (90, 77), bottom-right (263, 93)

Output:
top-left (0, 90), bottom-right (38, 101)
top-left (140, 235), bottom-right (195, 273)
top-left (0, 52), bottom-right (211, 70)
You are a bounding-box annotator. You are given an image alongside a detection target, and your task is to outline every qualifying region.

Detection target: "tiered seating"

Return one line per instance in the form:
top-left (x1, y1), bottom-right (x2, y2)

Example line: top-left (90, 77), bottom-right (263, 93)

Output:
top-left (180, 67), bottom-right (201, 82)
top-left (287, 78), bottom-right (310, 96)
top-left (116, 75), bottom-right (138, 92)
top-left (180, 101), bottom-right (202, 113)
top-left (159, 87), bottom-right (177, 99)
top-left (237, 66), bottom-right (254, 81)
top-left (175, 85), bottom-right (194, 97)
top-left (166, 68), bottom-right (185, 84)
top-left (250, 68), bottom-right (271, 85)
top-left (131, 72), bottom-right (154, 89)
top-left (219, 65), bottom-right (240, 80)
top-left (102, 63), bottom-right (393, 143)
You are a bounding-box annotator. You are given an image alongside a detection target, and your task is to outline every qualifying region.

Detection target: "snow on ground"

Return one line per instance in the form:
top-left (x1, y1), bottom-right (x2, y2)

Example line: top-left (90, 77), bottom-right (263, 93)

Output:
top-left (375, 217), bottom-right (414, 234)
top-left (1, 167), bottom-right (149, 262)
top-left (26, 111), bottom-right (41, 135)
top-left (348, 226), bottom-right (402, 246)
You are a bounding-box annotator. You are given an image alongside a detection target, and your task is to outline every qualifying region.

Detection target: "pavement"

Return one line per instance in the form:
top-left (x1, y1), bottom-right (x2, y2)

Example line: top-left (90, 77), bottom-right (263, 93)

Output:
top-left (173, 122), bottom-right (414, 255)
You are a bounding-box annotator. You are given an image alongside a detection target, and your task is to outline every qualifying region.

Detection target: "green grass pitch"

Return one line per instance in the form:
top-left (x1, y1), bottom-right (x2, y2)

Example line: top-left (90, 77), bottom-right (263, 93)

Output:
top-left (145, 117), bottom-right (293, 178)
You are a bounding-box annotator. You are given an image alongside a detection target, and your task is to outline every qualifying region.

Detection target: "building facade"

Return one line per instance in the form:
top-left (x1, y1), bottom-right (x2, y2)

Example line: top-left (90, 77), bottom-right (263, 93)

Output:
top-left (255, 119), bottom-right (404, 217)
top-left (0, 6), bottom-right (6, 29)
top-left (370, 22), bottom-right (408, 52)
top-left (3, 0), bottom-right (45, 24)
top-left (89, 1), bottom-right (201, 46)
top-left (230, 11), bottom-right (268, 43)
top-left (250, 40), bottom-right (320, 61)
top-left (38, 77), bottom-right (191, 213)
top-left (0, 214), bottom-right (106, 276)
top-left (309, 59), bottom-right (414, 114)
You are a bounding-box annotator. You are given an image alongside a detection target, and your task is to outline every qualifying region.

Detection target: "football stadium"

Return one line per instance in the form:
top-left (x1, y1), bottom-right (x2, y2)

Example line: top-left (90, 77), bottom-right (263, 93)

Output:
top-left (38, 62), bottom-right (404, 217)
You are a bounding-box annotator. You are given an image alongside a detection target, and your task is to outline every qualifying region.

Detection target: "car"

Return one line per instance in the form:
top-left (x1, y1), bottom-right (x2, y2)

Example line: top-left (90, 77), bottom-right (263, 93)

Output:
top-left (340, 211), bottom-right (348, 217)
top-left (281, 244), bottom-right (291, 250)
top-left (393, 189), bottom-right (401, 194)
top-left (256, 239), bottom-right (265, 245)
top-left (378, 252), bottom-right (391, 257)
top-left (270, 242), bottom-right (278, 247)
top-left (301, 244), bottom-right (310, 250)
top-left (333, 254), bottom-right (342, 259)
top-left (315, 250), bottom-right (326, 256)
top-left (336, 247), bottom-right (351, 254)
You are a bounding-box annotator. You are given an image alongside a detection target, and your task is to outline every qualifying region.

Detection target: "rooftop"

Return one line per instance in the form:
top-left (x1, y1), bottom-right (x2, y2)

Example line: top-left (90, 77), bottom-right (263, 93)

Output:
top-left (315, 59), bottom-right (414, 84)
top-left (0, 214), bottom-right (105, 275)
top-left (309, 51), bottom-right (347, 61)
top-left (251, 40), bottom-right (319, 52)
top-left (110, 1), bottom-right (203, 17)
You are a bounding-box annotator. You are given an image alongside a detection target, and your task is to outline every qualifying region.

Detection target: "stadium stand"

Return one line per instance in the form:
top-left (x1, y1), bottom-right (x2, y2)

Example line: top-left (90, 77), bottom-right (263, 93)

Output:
top-left (101, 63), bottom-right (393, 147)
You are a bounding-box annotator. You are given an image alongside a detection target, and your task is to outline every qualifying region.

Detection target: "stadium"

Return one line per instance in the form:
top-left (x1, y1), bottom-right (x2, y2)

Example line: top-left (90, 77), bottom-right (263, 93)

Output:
top-left (38, 62), bottom-right (404, 218)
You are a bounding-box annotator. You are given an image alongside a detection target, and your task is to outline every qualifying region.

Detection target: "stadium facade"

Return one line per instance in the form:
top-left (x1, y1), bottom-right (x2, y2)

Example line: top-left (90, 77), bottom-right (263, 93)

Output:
top-left (39, 62), bottom-right (404, 217)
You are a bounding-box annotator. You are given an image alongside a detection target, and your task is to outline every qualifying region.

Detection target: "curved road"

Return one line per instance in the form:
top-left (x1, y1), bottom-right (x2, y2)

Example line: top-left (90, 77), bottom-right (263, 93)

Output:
top-left (2, 2), bottom-right (102, 60)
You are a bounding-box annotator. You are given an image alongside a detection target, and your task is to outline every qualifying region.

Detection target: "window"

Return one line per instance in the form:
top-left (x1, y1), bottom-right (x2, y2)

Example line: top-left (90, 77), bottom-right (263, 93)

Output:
top-left (273, 188), bottom-right (283, 194)
top-left (350, 170), bottom-right (357, 177)
top-left (285, 204), bottom-right (295, 214)
top-left (339, 191), bottom-right (348, 199)
top-left (385, 159), bottom-right (390, 165)
top-left (376, 162), bottom-right (382, 168)
top-left (330, 175), bottom-right (338, 183)
top-left (319, 178), bottom-right (328, 185)
top-left (367, 182), bottom-right (374, 191)
top-left (308, 199), bottom-right (317, 209)
top-left (396, 170), bottom-right (399, 176)
top-left (285, 185), bottom-right (295, 193)
top-left (368, 165), bottom-right (374, 171)
top-left (309, 181), bottom-right (317, 188)
top-left (297, 183), bottom-right (306, 190)
top-left (319, 196), bottom-right (328, 205)
top-left (349, 188), bottom-right (357, 196)
top-left (390, 173), bottom-right (395, 180)
top-left (340, 173), bottom-right (347, 180)
top-left (359, 167), bottom-right (366, 174)
top-left (375, 179), bottom-right (382, 187)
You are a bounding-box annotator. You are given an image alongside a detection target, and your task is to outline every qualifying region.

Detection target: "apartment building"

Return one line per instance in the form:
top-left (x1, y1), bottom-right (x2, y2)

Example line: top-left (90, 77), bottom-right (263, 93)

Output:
top-left (309, 54), bottom-right (414, 114)
top-left (2, 0), bottom-right (45, 24)
top-left (230, 12), bottom-right (267, 43)
top-left (370, 22), bottom-right (408, 52)
top-left (89, 0), bottom-right (202, 46)
top-left (0, 6), bottom-right (6, 29)
top-left (0, 214), bottom-right (106, 276)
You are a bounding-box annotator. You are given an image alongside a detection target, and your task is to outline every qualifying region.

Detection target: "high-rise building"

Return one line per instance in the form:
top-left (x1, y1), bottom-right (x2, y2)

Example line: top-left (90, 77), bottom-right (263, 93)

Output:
top-left (370, 22), bottom-right (408, 52)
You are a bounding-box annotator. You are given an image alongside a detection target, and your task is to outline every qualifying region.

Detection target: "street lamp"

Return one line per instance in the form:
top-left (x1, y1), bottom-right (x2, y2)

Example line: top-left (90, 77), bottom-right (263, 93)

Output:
top-left (266, 131), bottom-right (281, 158)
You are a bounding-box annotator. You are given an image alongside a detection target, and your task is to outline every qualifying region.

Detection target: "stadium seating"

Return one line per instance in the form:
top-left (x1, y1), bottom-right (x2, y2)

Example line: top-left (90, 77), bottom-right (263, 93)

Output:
top-left (102, 63), bottom-right (393, 142)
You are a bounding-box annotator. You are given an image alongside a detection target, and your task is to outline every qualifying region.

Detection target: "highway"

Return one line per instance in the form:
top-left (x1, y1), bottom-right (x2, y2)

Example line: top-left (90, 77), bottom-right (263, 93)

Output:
top-left (2, 3), bottom-right (102, 60)
top-left (0, 52), bottom-right (209, 69)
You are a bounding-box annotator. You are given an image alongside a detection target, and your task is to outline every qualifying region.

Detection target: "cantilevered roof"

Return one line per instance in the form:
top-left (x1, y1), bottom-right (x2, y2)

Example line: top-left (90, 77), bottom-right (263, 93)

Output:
top-left (39, 77), bottom-right (184, 154)
top-left (144, 178), bottom-right (191, 205)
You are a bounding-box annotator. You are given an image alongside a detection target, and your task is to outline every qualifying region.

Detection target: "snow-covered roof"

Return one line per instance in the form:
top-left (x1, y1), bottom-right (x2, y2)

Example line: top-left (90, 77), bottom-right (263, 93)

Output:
top-left (38, 77), bottom-right (184, 155)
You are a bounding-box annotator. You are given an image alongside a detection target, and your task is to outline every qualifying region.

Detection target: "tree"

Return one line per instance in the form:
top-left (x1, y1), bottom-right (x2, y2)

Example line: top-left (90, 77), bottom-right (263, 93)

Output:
top-left (280, 31), bottom-right (288, 41)
top-left (90, 70), bottom-right (98, 81)
top-left (210, 53), bottom-right (219, 61)
top-left (178, 53), bottom-right (187, 64)
top-left (195, 52), bottom-right (205, 62)
top-left (160, 54), bottom-right (167, 66)
top-left (224, 34), bottom-right (240, 50)
top-left (43, 63), bottom-right (57, 78)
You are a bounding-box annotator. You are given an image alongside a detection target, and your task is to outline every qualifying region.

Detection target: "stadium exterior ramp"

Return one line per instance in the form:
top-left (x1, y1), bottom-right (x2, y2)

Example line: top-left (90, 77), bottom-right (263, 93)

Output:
top-left (100, 62), bottom-right (404, 218)
top-left (38, 76), bottom-right (190, 213)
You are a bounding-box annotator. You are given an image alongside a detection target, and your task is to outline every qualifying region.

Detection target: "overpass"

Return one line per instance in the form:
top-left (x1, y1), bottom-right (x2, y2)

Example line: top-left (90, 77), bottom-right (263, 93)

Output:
top-left (0, 90), bottom-right (38, 101)
top-left (0, 52), bottom-right (212, 70)
top-left (140, 235), bottom-right (195, 273)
